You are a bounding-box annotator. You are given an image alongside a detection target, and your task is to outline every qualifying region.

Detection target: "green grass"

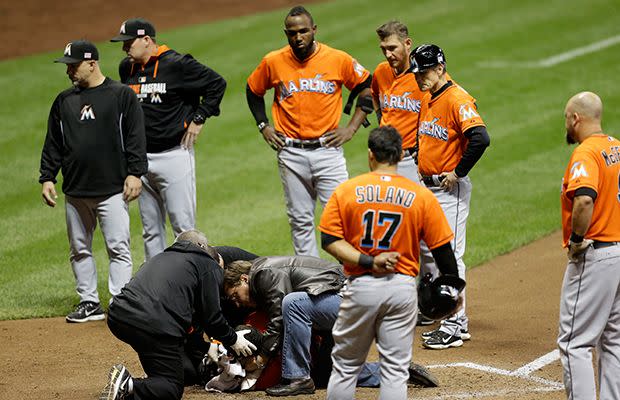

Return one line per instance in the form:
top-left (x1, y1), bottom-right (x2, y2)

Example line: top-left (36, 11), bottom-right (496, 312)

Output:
top-left (1, 0), bottom-right (620, 319)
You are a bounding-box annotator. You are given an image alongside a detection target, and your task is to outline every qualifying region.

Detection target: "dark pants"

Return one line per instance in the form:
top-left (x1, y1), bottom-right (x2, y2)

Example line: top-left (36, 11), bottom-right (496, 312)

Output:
top-left (107, 318), bottom-right (185, 400)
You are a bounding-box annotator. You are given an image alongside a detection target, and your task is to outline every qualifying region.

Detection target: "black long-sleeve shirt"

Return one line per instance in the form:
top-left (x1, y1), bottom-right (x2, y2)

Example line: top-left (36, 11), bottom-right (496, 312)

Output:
top-left (39, 77), bottom-right (147, 197)
top-left (108, 241), bottom-right (237, 346)
top-left (119, 46), bottom-right (226, 153)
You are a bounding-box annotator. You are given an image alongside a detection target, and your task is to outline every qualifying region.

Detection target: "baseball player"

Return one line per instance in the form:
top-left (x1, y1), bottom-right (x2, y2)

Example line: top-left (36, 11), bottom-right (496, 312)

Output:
top-left (319, 126), bottom-right (462, 399)
top-left (410, 44), bottom-right (490, 349)
top-left (246, 5), bottom-right (373, 257)
top-left (39, 40), bottom-right (147, 323)
top-left (100, 230), bottom-right (257, 400)
top-left (111, 18), bottom-right (227, 261)
top-left (558, 91), bottom-right (620, 399)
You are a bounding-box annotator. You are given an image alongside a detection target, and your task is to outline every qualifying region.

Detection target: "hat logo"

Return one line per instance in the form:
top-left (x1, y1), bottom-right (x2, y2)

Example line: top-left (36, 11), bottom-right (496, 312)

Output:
top-left (137, 29), bottom-right (145, 35)
top-left (120, 22), bottom-right (126, 34)
top-left (64, 43), bottom-right (72, 56)
top-left (84, 52), bottom-right (92, 59)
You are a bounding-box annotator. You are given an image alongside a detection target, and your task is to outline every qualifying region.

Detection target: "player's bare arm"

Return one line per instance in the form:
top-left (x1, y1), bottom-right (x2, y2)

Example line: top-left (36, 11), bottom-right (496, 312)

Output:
top-left (123, 175), bottom-right (143, 202)
top-left (41, 181), bottom-right (58, 207)
top-left (567, 194), bottom-right (595, 260)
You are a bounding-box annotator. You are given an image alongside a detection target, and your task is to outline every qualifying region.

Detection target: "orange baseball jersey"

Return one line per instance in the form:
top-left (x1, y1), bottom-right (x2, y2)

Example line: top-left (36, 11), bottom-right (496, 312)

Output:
top-left (319, 172), bottom-right (454, 277)
top-left (371, 62), bottom-right (423, 149)
top-left (417, 83), bottom-right (485, 176)
top-left (561, 134), bottom-right (620, 246)
top-left (247, 42), bottom-right (370, 140)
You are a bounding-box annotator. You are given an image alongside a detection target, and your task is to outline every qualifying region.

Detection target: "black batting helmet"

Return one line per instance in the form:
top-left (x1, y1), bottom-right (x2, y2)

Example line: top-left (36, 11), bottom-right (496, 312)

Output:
top-left (418, 273), bottom-right (465, 320)
top-left (409, 44), bottom-right (446, 73)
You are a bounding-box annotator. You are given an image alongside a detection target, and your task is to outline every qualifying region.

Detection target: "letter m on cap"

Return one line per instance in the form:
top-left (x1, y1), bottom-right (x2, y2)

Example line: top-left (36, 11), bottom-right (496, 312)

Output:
top-left (64, 43), bottom-right (72, 56)
top-left (120, 22), bottom-right (126, 34)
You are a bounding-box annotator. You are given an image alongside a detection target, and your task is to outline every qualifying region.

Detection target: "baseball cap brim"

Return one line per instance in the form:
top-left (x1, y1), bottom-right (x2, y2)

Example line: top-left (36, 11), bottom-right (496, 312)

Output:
top-left (110, 34), bottom-right (137, 42)
top-left (54, 56), bottom-right (83, 64)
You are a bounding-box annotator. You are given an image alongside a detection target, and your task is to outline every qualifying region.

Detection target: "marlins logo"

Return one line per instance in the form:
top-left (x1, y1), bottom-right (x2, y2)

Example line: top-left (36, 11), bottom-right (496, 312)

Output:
top-left (80, 105), bottom-right (95, 121)
top-left (353, 59), bottom-right (366, 77)
top-left (570, 161), bottom-right (588, 180)
top-left (64, 43), bottom-right (72, 56)
top-left (459, 103), bottom-right (479, 121)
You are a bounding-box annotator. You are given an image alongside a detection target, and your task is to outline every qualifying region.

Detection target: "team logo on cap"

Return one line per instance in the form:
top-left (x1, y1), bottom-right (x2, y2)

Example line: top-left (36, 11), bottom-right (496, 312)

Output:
top-left (64, 43), bottom-right (72, 56)
top-left (120, 22), bottom-right (126, 34)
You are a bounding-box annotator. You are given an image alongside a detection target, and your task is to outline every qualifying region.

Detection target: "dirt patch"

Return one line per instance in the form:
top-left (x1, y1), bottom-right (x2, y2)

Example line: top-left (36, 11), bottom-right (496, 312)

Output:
top-left (0, 231), bottom-right (568, 400)
top-left (0, 0), bottom-right (325, 60)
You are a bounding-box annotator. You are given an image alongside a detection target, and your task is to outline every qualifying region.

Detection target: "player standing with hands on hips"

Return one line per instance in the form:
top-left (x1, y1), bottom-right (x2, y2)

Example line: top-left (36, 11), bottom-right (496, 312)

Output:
top-left (558, 91), bottom-right (620, 400)
top-left (246, 6), bottom-right (373, 257)
top-left (410, 45), bottom-right (490, 349)
top-left (39, 40), bottom-right (147, 323)
top-left (111, 18), bottom-right (227, 260)
top-left (319, 126), bottom-right (463, 399)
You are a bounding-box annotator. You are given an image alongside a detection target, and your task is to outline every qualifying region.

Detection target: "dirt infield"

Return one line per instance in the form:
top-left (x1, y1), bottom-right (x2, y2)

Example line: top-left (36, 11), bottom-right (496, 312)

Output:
top-left (0, 1), bottom-right (569, 399)
top-left (0, 231), bottom-right (567, 400)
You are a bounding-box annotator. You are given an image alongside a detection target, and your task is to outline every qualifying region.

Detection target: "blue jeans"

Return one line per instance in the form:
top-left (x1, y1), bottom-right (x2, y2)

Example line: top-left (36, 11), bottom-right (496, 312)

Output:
top-left (281, 291), bottom-right (380, 387)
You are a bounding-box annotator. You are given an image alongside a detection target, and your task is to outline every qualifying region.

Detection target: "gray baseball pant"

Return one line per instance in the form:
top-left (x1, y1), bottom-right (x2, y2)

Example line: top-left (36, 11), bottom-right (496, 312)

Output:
top-left (139, 146), bottom-right (196, 261)
top-left (420, 177), bottom-right (472, 334)
top-left (327, 274), bottom-right (416, 400)
top-left (558, 243), bottom-right (620, 400)
top-left (396, 152), bottom-right (421, 185)
top-left (65, 193), bottom-right (132, 303)
top-left (278, 146), bottom-right (348, 257)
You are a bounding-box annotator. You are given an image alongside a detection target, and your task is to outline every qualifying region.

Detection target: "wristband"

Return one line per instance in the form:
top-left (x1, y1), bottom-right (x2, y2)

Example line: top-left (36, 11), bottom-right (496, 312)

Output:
top-left (358, 253), bottom-right (374, 270)
top-left (570, 232), bottom-right (584, 243)
top-left (257, 121), bottom-right (268, 132)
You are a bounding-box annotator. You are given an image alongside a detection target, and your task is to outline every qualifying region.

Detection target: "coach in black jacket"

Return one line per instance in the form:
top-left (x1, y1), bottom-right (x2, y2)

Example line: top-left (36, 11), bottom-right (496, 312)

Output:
top-left (111, 18), bottom-right (227, 261)
top-left (102, 230), bottom-right (256, 400)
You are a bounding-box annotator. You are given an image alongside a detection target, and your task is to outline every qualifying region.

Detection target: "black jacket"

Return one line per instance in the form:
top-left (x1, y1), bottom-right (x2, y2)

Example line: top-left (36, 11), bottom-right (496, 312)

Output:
top-left (119, 46), bottom-right (226, 153)
top-left (108, 241), bottom-right (236, 346)
top-left (249, 256), bottom-right (345, 356)
top-left (39, 78), bottom-right (147, 197)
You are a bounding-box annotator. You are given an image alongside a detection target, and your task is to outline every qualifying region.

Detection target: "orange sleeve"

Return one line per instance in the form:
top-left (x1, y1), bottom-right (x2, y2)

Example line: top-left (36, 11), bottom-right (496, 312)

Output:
top-left (420, 192), bottom-right (454, 249)
top-left (452, 96), bottom-right (485, 134)
top-left (371, 71), bottom-right (380, 101)
top-left (247, 57), bottom-right (272, 96)
top-left (342, 56), bottom-right (370, 91)
top-left (319, 190), bottom-right (345, 239)
top-left (565, 146), bottom-right (599, 196)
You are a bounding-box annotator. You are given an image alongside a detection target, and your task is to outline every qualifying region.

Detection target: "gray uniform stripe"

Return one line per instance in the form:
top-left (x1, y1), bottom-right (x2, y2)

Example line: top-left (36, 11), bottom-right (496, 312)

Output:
top-left (118, 114), bottom-right (125, 152)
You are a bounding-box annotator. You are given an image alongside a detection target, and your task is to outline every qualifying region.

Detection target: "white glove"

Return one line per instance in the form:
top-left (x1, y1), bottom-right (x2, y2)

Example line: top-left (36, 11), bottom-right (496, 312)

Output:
top-left (231, 329), bottom-right (257, 357)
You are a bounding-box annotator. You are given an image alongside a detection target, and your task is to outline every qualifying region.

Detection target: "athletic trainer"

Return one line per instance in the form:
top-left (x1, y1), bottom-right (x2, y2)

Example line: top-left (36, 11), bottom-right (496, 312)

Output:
top-left (111, 18), bottom-right (227, 260)
top-left (558, 91), bottom-right (620, 400)
top-left (246, 6), bottom-right (372, 257)
top-left (39, 40), bottom-right (147, 323)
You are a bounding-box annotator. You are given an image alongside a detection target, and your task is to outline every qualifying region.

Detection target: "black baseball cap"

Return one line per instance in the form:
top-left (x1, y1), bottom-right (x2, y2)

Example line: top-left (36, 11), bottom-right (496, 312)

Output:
top-left (54, 40), bottom-right (99, 64)
top-left (409, 44), bottom-right (446, 73)
top-left (110, 18), bottom-right (156, 42)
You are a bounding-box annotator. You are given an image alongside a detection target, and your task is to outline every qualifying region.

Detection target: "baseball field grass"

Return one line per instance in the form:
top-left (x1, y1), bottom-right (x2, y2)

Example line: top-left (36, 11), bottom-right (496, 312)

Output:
top-left (1, 0), bottom-right (619, 319)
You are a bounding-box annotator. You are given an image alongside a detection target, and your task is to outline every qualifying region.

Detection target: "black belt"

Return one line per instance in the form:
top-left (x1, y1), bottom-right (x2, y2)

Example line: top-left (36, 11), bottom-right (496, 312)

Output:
top-left (285, 138), bottom-right (323, 149)
top-left (421, 175), bottom-right (443, 187)
top-left (592, 241), bottom-right (620, 249)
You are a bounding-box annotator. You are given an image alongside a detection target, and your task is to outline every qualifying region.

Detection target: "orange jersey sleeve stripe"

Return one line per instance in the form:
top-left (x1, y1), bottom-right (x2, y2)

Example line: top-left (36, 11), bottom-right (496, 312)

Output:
top-left (247, 43), bottom-right (370, 140)
top-left (417, 83), bottom-right (485, 175)
top-left (319, 172), bottom-right (453, 277)
top-left (561, 134), bottom-right (620, 246)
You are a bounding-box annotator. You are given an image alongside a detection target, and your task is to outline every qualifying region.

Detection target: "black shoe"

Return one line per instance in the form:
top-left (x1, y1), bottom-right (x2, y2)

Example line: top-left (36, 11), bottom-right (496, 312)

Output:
top-left (265, 378), bottom-right (316, 396)
top-left (66, 301), bottom-right (105, 323)
top-left (100, 364), bottom-right (132, 400)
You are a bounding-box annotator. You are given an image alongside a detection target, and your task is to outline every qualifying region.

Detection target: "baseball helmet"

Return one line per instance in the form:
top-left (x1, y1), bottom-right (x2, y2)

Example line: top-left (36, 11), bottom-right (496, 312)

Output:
top-left (417, 273), bottom-right (465, 320)
top-left (409, 44), bottom-right (446, 73)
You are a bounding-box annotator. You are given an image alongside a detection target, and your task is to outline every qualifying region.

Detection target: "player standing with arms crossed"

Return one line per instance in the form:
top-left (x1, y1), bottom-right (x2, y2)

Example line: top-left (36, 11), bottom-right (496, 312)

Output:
top-left (410, 45), bottom-right (490, 349)
top-left (39, 40), bottom-right (147, 322)
top-left (246, 6), bottom-right (373, 257)
top-left (319, 126), bottom-right (463, 399)
top-left (558, 91), bottom-right (620, 400)
top-left (111, 18), bottom-right (227, 260)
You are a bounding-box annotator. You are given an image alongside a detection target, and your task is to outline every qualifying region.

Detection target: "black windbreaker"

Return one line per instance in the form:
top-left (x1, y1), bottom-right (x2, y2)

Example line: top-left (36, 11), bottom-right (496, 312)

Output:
top-left (39, 78), bottom-right (147, 197)
top-left (108, 241), bottom-right (237, 346)
top-left (119, 46), bottom-right (226, 153)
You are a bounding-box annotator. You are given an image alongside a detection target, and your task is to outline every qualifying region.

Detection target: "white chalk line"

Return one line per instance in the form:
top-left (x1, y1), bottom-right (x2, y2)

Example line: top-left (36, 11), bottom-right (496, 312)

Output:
top-left (419, 350), bottom-right (563, 398)
top-left (478, 34), bottom-right (620, 68)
